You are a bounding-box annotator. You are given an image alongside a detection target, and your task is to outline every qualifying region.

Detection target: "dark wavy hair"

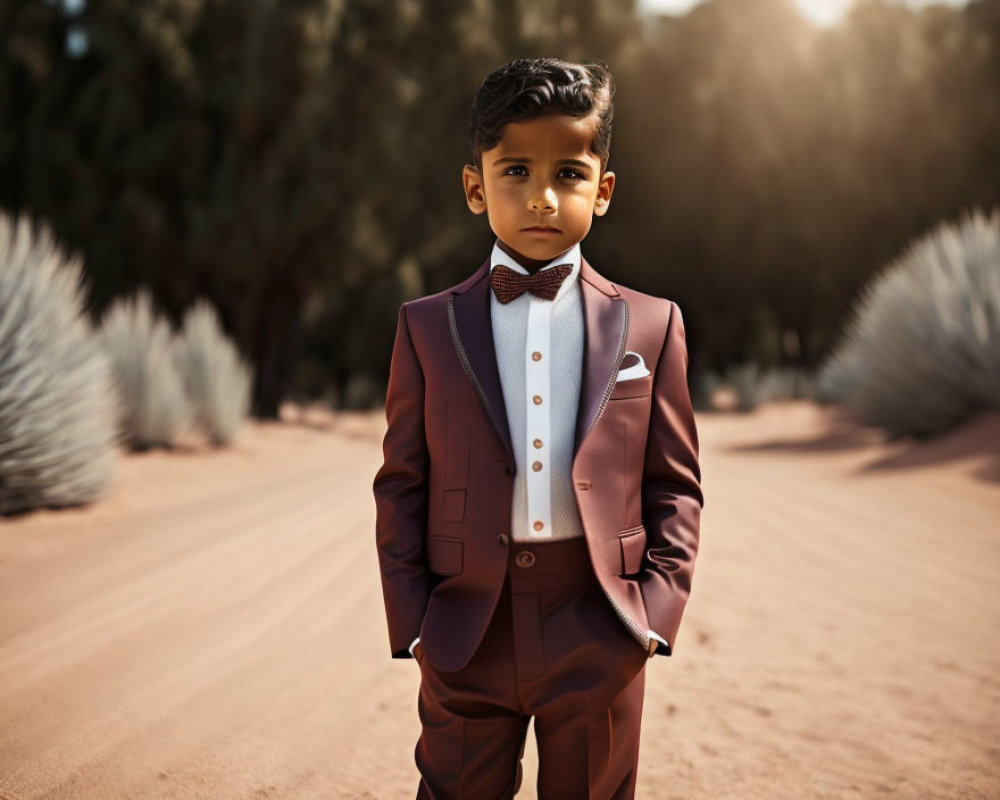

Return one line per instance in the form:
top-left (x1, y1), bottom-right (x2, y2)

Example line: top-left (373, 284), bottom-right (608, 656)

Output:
top-left (468, 57), bottom-right (615, 173)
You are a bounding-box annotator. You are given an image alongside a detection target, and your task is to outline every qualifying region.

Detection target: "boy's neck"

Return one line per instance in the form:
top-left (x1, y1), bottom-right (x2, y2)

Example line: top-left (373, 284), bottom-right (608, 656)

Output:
top-left (496, 239), bottom-right (576, 275)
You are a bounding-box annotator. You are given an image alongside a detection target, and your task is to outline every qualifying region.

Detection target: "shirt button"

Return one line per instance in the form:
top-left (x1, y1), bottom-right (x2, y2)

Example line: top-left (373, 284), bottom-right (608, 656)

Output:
top-left (532, 395), bottom-right (543, 405)
top-left (532, 460), bottom-right (542, 471)
top-left (533, 438), bottom-right (543, 448)
top-left (533, 520), bottom-right (544, 531)
top-left (531, 351), bottom-right (542, 361)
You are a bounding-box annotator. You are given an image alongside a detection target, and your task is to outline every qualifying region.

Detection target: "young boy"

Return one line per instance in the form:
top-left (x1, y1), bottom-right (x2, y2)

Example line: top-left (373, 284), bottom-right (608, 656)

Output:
top-left (373, 57), bottom-right (704, 799)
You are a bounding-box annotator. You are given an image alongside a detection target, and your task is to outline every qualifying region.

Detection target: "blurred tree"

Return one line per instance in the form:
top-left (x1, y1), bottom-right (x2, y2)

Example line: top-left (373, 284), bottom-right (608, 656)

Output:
top-left (0, 0), bottom-right (483, 415)
top-left (0, 0), bottom-right (638, 413)
top-left (601, 0), bottom-right (1000, 376)
top-left (1, 0), bottom-right (997, 410)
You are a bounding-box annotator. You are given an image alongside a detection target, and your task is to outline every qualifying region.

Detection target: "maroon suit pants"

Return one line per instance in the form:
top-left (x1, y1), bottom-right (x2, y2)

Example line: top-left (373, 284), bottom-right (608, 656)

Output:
top-left (414, 535), bottom-right (649, 799)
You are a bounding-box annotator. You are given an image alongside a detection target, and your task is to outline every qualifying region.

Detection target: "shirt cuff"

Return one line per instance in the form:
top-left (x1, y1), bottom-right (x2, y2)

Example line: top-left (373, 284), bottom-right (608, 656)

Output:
top-left (408, 636), bottom-right (421, 656)
top-left (647, 630), bottom-right (670, 655)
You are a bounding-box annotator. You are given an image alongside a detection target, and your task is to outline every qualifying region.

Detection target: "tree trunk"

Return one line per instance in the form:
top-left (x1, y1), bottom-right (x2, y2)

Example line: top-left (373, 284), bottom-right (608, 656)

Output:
top-left (250, 271), bottom-right (305, 419)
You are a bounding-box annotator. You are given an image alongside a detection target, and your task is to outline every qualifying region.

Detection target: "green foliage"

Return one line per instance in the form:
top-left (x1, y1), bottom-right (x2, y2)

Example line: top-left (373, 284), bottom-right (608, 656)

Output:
top-left (175, 299), bottom-right (252, 445)
top-left (97, 289), bottom-right (192, 450)
top-left (0, 212), bottom-right (119, 515)
top-left (816, 207), bottom-right (1000, 437)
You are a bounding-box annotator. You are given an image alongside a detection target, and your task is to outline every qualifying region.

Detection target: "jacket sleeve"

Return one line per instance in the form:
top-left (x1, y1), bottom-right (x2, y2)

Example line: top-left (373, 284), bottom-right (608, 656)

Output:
top-left (373, 303), bottom-right (431, 659)
top-left (639, 300), bottom-right (705, 656)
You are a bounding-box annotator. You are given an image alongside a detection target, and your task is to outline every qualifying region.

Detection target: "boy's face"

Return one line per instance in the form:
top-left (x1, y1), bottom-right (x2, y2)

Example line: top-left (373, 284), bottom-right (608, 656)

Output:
top-left (462, 112), bottom-right (615, 265)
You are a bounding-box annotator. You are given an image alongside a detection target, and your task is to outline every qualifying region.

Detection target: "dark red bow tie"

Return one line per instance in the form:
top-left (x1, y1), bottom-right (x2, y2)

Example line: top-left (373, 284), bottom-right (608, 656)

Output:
top-left (489, 263), bottom-right (573, 304)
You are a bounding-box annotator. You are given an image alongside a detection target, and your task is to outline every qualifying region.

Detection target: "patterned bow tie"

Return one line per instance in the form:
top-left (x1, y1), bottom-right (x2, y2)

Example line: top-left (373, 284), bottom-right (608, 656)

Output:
top-left (489, 263), bottom-right (573, 304)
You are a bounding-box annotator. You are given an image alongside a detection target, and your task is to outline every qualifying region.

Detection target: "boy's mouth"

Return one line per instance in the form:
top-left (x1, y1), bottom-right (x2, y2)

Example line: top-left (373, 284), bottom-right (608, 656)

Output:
top-left (523, 225), bottom-right (561, 233)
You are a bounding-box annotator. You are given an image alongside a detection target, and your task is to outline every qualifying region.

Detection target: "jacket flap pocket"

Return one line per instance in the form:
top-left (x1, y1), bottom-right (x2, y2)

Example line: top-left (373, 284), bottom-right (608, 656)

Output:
top-left (427, 535), bottom-right (463, 576)
top-left (618, 526), bottom-right (646, 576)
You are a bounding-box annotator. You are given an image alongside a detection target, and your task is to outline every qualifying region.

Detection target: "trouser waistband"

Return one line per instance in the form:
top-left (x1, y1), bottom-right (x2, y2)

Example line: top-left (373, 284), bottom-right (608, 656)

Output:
top-left (505, 535), bottom-right (596, 593)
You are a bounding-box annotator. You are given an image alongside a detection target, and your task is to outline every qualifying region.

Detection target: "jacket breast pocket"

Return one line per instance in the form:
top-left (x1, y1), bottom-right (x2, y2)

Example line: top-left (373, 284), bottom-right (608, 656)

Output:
top-left (610, 374), bottom-right (653, 401)
top-left (617, 525), bottom-right (646, 577)
top-left (426, 535), bottom-right (463, 576)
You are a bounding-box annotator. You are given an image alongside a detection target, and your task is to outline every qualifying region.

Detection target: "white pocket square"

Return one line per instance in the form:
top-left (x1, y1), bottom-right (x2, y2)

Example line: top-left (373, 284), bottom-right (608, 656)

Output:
top-left (615, 351), bottom-right (650, 382)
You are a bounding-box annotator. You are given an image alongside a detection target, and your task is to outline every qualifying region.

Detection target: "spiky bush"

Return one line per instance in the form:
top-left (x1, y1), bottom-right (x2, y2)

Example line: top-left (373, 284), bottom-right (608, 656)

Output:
top-left (174, 299), bottom-right (251, 445)
top-left (725, 361), bottom-right (762, 411)
top-left (97, 289), bottom-right (192, 450)
top-left (816, 207), bottom-right (1000, 437)
top-left (758, 366), bottom-right (815, 403)
top-left (0, 213), bottom-right (120, 515)
top-left (814, 344), bottom-right (863, 404)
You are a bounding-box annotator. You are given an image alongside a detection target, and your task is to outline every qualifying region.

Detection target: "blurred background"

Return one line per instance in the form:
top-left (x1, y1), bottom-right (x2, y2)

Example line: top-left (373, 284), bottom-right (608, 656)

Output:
top-left (1, 1), bottom-right (998, 798)
top-left (2, 0), bottom-right (997, 435)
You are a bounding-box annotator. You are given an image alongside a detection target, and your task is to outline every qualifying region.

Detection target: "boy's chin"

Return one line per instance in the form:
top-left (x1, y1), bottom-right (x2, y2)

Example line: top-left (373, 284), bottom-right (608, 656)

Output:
top-left (500, 236), bottom-right (582, 261)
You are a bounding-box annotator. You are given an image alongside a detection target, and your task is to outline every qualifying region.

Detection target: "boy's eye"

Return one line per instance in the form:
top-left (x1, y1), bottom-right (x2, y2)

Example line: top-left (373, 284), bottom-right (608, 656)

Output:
top-left (501, 165), bottom-right (585, 180)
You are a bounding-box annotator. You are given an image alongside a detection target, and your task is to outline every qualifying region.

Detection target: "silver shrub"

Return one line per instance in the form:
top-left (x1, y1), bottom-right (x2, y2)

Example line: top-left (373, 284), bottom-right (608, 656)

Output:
top-left (98, 289), bottom-right (193, 449)
top-left (817, 207), bottom-right (1000, 437)
top-left (725, 361), bottom-right (762, 411)
top-left (814, 345), bottom-right (860, 404)
top-left (174, 298), bottom-right (251, 445)
top-left (718, 362), bottom-right (816, 412)
top-left (0, 213), bottom-right (120, 514)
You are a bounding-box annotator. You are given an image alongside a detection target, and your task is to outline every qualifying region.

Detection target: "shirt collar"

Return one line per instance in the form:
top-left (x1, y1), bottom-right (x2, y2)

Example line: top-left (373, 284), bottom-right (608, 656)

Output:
top-left (489, 239), bottom-right (581, 304)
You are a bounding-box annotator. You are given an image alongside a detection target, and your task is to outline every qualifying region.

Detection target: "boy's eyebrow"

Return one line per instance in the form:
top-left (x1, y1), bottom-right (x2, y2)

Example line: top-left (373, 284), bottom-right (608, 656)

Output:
top-left (492, 156), bottom-right (593, 169)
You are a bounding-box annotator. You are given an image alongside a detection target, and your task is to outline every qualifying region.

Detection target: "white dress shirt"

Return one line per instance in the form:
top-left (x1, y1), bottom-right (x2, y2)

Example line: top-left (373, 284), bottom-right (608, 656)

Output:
top-left (490, 239), bottom-right (587, 542)
top-left (409, 239), bottom-right (668, 657)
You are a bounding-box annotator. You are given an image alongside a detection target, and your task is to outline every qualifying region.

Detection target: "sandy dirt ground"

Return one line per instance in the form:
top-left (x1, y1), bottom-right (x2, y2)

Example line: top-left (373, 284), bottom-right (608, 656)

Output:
top-left (0, 400), bottom-right (998, 800)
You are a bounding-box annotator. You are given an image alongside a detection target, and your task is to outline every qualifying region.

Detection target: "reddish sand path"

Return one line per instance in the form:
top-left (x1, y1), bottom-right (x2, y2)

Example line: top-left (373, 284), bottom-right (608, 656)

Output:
top-left (0, 401), bottom-right (997, 799)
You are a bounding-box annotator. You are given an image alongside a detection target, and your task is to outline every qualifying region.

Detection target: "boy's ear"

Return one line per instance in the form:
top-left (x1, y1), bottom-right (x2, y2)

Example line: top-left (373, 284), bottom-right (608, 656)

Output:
top-left (462, 164), bottom-right (487, 215)
top-left (593, 170), bottom-right (615, 217)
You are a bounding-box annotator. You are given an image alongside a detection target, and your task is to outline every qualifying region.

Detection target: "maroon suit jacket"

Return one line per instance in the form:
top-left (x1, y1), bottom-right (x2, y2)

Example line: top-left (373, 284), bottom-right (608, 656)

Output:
top-left (373, 253), bottom-right (704, 673)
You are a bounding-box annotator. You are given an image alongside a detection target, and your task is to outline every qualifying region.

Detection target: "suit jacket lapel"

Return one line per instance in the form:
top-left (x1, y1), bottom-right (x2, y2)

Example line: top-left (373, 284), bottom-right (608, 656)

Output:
top-left (574, 257), bottom-right (627, 457)
top-left (448, 257), bottom-right (515, 462)
top-left (448, 253), bottom-right (626, 466)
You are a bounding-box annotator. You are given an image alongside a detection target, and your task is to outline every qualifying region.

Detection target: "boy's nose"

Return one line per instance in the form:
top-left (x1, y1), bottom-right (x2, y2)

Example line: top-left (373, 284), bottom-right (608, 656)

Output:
top-left (529, 188), bottom-right (556, 211)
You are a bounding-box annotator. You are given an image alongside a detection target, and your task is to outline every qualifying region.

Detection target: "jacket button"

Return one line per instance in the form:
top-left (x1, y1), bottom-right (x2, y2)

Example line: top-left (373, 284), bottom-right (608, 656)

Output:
top-left (498, 533), bottom-right (509, 545)
top-left (575, 480), bottom-right (591, 490)
top-left (515, 550), bottom-right (536, 568)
